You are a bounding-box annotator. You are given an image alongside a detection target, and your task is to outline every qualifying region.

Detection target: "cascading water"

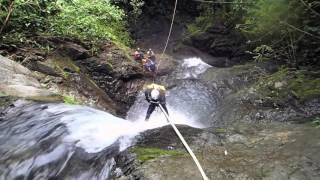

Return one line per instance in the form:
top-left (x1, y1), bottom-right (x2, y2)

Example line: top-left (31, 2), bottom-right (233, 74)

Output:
top-left (0, 57), bottom-right (215, 179)
top-left (127, 57), bottom-right (216, 127)
top-left (0, 102), bottom-right (170, 179)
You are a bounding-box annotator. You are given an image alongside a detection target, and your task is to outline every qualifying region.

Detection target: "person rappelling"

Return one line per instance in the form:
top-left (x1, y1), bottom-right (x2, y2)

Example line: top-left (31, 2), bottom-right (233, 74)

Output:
top-left (143, 83), bottom-right (169, 121)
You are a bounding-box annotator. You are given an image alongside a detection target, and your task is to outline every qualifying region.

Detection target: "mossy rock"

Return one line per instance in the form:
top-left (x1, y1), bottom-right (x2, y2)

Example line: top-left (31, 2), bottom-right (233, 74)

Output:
top-left (63, 95), bottom-right (80, 105)
top-left (132, 147), bottom-right (185, 163)
top-left (255, 68), bottom-right (320, 102)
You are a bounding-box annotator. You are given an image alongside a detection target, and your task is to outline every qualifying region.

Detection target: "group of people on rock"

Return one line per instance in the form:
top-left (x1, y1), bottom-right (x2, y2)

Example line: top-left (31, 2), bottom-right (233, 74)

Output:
top-left (133, 47), bottom-right (168, 121)
top-left (134, 48), bottom-right (157, 74)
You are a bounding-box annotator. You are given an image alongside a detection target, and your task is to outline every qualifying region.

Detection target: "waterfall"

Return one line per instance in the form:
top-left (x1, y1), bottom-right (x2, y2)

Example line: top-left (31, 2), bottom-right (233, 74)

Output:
top-left (0, 57), bottom-right (215, 179)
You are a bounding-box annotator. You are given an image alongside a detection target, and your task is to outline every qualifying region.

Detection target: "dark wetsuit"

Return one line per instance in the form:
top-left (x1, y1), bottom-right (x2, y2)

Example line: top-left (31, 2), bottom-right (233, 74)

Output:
top-left (144, 87), bottom-right (169, 121)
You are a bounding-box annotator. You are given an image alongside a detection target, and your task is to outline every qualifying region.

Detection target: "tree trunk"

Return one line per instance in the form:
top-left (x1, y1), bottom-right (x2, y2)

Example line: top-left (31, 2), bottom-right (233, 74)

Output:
top-left (0, 0), bottom-right (15, 34)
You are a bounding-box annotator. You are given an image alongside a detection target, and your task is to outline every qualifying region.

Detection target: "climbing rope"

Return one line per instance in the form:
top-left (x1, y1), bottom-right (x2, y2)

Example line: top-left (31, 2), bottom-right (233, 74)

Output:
top-left (154, 0), bottom-right (178, 79)
top-left (146, 0), bottom-right (209, 178)
top-left (159, 104), bottom-right (209, 180)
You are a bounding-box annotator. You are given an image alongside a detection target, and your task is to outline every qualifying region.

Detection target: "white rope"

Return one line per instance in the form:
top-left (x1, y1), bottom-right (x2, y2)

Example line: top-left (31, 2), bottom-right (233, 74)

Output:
top-left (159, 104), bottom-right (209, 180)
top-left (155, 0), bottom-right (178, 77)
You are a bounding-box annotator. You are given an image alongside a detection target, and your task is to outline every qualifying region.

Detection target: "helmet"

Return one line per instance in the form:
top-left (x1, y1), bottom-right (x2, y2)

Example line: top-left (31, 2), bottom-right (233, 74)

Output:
top-left (150, 89), bottom-right (160, 100)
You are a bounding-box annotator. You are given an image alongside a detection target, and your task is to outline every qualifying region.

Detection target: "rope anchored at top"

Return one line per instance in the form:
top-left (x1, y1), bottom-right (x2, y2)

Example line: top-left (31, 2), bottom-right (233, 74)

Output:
top-left (154, 0), bottom-right (178, 78)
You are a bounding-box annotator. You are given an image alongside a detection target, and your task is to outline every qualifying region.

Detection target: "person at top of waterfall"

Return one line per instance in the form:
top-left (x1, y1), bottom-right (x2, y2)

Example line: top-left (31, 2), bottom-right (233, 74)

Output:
top-left (134, 48), bottom-right (144, 62)
top-left (147, 48), bottom-right (156, 62)
top-left (144, 58), bottom-right (157, 73)
top-left (143, 48), bottom-right (156, 73)
top-left (144, 83), bottom-right (169, 121)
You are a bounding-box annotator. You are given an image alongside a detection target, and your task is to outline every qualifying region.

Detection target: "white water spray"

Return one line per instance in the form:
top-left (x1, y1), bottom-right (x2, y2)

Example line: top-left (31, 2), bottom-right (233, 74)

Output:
top-left (46, 57), bottom-right (213, 154)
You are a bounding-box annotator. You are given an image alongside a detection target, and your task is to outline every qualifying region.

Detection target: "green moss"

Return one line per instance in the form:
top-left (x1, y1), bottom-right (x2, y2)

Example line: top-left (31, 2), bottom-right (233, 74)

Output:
top-left (0, 91), bottom-right (6, 97)
top-left (49, 56), bottom-right (81, 79)
top-left (133, 147), bottom-right (185, 163)
top-left (255, 68), bottom-right (320, 102)
top-left (63, 95), bottom-right (80, 105)
top-left (311, 117), bottom-right (320, 128)
top-left (187, 15), bottom-right (214, 38)
top-left (214, 128), bottom-right (227, 134)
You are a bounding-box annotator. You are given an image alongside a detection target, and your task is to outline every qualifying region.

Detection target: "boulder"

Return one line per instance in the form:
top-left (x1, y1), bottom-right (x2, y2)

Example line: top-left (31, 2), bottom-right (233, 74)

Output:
top-left (115, 123), bottom-right (320, 180)
top-left (56, 42), bottom-right (90, 60)
top-left (156, 54), bottom-right (179, 76)
top-left (22, 56), bottom-right (59, 76)
top-left (0, 55), bottom-right (62, 102)
top-left (184, 23), bottom-right (250, 67)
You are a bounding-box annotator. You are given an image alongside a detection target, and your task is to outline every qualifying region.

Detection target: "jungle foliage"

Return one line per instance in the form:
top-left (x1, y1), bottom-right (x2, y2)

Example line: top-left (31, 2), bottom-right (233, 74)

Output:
top-left (0, 0), bottom-right (131, 45)
top-left (188, 0), bottom-right (320, 67)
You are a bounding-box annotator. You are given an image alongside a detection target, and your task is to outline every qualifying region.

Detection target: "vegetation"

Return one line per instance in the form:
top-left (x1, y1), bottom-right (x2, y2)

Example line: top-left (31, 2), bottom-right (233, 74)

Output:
top-left (255, 68), bottom-right (320, 102)
top-left (187, 0), bottom-right (320, 67)
top-left (0, 0), bottom-right (131, 46)
top-left (312, 117), bottom-right (320, 128)
top-left (133, 147), bottom-right (185, 163)
top-left (63, 95), bottom-right (80, 105)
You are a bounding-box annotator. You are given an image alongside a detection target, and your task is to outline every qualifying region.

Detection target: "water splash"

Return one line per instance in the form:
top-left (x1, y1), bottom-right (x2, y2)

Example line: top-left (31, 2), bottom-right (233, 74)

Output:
top-left (43, 104), bottom-right (196, 153)
top-left (46, 105), bottom-right (146, 153)
top-left (181, 57), bottom-right (212, 79)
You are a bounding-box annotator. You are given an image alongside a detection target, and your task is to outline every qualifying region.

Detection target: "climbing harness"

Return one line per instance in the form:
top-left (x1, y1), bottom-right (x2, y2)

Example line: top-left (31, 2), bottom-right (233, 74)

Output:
top-left (159, 104), bottom-right (209, 180)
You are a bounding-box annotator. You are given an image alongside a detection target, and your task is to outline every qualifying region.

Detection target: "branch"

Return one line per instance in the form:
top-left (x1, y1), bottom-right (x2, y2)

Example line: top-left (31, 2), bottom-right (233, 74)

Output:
top-left (280, 21), bottom-right (320, 40)
top-left (299, 0), bottom-right (320, 17)
top-left (0, 0), bottom-right (15, 34)
top-left (192, 0), bottom-right (253, 4)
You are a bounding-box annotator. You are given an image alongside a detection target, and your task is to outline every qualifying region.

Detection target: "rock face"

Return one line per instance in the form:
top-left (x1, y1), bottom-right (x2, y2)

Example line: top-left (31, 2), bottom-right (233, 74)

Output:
top-left (197, 63), bottom-right (320, 126)
top-left (72, 46), bottom-right (145, 115)
top-left (22, 56), bottom-right (59, 77)
top-left (114, 123), bottom-right (320, 180)
top-left (185, 23), bottom-right (249, 67)
top-left (0, 55), bottom-right (62, 101)
top-left (56, 42), bottom-right (90, 60)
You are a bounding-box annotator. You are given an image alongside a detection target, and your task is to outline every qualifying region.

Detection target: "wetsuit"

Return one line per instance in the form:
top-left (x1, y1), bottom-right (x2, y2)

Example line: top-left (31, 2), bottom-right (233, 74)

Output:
top-left (144, 83), bottom-right (169, 121)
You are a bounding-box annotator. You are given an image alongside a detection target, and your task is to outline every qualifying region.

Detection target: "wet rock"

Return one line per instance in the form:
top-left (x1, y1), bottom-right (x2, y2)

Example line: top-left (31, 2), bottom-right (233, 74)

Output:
top-left (0, 103), bottom-right (120, 179)
top-left (118, 123), bottom-right (320, 180)
top-left (184, 23), bottom-right (249, 67)
top-left (0, 50), bottom-right (8, 56)
top-left (0, 96), bottom-right (17, 117)
top-left (74, 49), bottom-right (145, 116)
top-left (56, 42), bottom-right (90, 60)
top-left (200, 63), bottom-right (261, 98)
top-left (200, 63), bottom-right (320, 126)
top-left (63, 67), bottom-right (76, 73)
top-left (156, 54), bottom-right (179, 76)
top-left (135, 125), bottom-right (209, 149)
top-left (226, 134), bottom-right (248, 144)
top-left (22, 56), bottom-right (59, 76)
top-left (0, 55), bottom-right (63, 102)
top-left (113, 125), bottom-right (222, 180)
top-left (255, 112), bottom-right (265, 120)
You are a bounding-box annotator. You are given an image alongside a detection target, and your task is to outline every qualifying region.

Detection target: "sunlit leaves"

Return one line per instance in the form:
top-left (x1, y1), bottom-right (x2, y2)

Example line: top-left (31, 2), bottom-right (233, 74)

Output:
top-left (1, 0), bottom-right (131, 45)
top-left (51, 0), bottom-right (131, 45)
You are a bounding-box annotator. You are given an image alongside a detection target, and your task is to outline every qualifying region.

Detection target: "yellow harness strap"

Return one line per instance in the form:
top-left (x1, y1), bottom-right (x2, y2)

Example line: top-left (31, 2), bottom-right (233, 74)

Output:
top-left (144, 83), bottom-right (166, 91)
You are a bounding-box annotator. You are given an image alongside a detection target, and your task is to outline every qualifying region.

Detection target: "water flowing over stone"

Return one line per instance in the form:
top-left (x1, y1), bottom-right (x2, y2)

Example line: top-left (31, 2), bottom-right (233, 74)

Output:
top-left (0, 102), bottom-right (176, 179)
top-left (0, 55), bottom-right (62, 101)
top-left (0, 56), bottom-right (216, 179)
top-left (127, 57), bottom-right (216, 127)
